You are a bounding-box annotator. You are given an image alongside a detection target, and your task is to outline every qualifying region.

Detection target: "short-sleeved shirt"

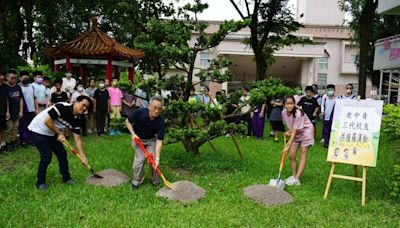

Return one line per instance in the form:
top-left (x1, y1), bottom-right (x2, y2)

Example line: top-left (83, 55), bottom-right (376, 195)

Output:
top-left (86, 87), bottom-right (96, 98)
top-left (70, 91), bottom-right (87, 104)
top-left (269, 98), bottom-right (284, 121)
top-left (20, 84), bottom-right (36, 113)
top-left (128, 108), bottom-right (165, 140)
top-left (122, 91), bottom-right (136, 117)
top-left (339, 94), bottom-right (356, 100)
top-left (324, 97), bottom-right (337, 121)
top-left (51, 91), bottom-right (68, 104)
top-left (298, 97), bottom-right (319, 122)
top-left (31, 82), bottom-right (47, 105)
top-left (28, 102), bottom-right (82, 136)
top-left (282, 109), bottom-right (314, 142)
top-left (7, 84), bottom-right (23, 120)
top-left (239, 95), bottom-right (251, 114)
top-left (0, 84), bottom-right (8, 115)
top-left (108, 87), bottom-right (123, 106)
top-left (94, 89), bottom-right (109, 112)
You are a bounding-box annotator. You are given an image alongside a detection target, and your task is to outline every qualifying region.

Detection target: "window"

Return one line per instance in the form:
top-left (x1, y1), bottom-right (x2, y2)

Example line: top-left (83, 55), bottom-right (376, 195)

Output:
top-left (318, 57), bottom-right (328, 70)
top-left (350, 54), bottom-right (358, 64)
top-left (317, 73), bottom-right (327, 91)
top-left (200, 52), bottom-right (210, 67)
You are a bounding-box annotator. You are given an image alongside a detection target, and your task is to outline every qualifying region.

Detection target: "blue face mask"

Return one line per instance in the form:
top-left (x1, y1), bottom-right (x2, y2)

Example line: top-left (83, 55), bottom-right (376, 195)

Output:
top-left (36, 78), bottom-right (44, 84)
top-left (327, 90), bottom-right (334, 97)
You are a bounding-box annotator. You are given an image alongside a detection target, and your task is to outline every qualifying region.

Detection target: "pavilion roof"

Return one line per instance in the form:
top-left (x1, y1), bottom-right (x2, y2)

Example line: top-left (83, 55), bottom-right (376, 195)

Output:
top-left (43, 17), bottom-right (144, 59)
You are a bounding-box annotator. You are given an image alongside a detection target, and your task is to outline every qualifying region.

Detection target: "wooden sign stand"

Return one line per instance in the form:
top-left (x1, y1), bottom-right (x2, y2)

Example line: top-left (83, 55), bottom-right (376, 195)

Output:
top-left (324, 162), bottom-right (367, 206)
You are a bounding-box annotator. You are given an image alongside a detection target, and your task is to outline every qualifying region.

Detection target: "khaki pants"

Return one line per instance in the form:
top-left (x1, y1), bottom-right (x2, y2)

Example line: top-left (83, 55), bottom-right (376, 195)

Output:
top-left (87, 112), bottom-right (96, 131)
top-left (5, 119), bottom-right (19, 143)
top-left (131, 139), bottom-right (160, 186)
top-left (110, 106), bottom-right (121, 119)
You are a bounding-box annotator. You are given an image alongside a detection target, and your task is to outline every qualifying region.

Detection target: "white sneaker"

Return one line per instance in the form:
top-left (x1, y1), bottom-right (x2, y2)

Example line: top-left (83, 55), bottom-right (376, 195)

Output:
top-left (320, 139), bottom-right (324, 143)
top-left (286, 177), bottom-right (301, 186)
top-left (285, 176), bottom-right (295, 183)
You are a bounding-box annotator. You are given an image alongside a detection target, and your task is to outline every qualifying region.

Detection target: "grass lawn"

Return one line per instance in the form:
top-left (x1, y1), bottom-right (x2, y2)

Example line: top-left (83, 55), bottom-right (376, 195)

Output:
top-left (0, 123), bottom-right (399, 227)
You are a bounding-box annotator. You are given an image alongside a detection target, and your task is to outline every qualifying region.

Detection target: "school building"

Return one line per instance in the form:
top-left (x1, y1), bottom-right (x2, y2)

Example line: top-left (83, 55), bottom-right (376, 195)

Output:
top-left (166, 0), bottom-right (375, 97)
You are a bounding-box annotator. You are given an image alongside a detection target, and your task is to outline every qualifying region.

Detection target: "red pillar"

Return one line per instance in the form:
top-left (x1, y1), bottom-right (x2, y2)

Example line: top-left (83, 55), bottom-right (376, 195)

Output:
top-left (54, 63), bottom-right (60, 72)
top-left (114, 66), bottom-right (120, 80)
top-left (66, 55), bottom-right (73, 72)
top-left (128, 67), bottom-right (135, 83)
top-left (80, 64), bottom-right (87, 86)
top-left (106, 56), bottom-right (112, 82)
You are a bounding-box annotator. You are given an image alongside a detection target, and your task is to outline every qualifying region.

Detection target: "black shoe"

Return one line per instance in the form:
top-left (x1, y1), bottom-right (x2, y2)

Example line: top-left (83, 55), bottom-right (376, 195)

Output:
top-left (132, 184), bottom-right (140, 190)
top-left (152, 183), bottom-right (160, 187)
top-left (323, 144), bottom-right (329, 148)
top-left (64, 179), bottom-right (76, 185)
top-left (37, 184), bottom-right (48, 190)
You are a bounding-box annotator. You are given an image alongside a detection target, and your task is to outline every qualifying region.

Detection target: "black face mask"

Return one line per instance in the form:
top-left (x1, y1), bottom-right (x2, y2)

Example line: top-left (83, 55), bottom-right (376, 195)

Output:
top-left (22, 78), bottom-right (30, 85)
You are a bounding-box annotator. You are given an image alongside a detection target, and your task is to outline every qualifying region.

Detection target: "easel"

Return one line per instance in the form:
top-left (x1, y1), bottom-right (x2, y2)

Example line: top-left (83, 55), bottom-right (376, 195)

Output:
top-left (324, 162), bottom-right (367, 206)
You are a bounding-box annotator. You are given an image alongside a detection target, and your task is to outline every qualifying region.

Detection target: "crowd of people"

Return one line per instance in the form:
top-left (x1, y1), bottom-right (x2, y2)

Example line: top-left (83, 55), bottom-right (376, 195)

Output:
top-left (0, 70), bottom-right (148, 153)
top-left (0, 68), bottom-right (358, 189)
top-left (188, 83), bottom-right (357, 186)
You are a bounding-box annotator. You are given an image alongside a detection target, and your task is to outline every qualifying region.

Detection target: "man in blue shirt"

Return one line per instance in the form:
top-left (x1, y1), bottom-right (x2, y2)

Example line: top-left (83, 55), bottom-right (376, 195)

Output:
top-left (126, 96), bottom-right (166, 190)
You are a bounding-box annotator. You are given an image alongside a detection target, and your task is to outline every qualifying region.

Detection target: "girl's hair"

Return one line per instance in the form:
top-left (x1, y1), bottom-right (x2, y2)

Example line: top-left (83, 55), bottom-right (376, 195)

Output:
top-left (283, 95), bottom-right (304, 118)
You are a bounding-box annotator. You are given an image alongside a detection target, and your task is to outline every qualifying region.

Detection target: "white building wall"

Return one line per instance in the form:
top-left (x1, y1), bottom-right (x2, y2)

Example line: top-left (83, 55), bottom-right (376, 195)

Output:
top-left (297, 0), bottom-right (345, 25)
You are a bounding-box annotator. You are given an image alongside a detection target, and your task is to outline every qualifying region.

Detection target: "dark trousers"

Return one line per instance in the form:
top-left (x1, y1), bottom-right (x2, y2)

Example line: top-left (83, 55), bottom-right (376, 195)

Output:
top-left (80, 114), bottom-right (87, 134)
top-left (252, 112), bottom-right (265, 138)
top-left (19, 112), bottom-right (35, 144)
top-left (96, 111), bottom-right (107, 134)
top-left (237, 114), bottom-right (253, 136)
top-left (323, 120), bottom-right (333, 146)
top-left (31, 131), bottom-right (70, 186)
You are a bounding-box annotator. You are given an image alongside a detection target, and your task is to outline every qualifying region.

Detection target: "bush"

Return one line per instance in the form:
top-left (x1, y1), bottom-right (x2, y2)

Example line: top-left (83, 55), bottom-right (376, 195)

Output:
top-left (382, 104), bottom-right (400, 139)
top-left (389, 164), bottom-right (400, 200)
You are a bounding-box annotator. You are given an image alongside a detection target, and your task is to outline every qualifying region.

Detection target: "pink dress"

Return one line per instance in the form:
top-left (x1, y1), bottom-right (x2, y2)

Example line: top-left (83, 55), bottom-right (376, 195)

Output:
top-left (108, 87), bottom-right (123, 107)
top-left (282, 109), bottom-right (314, 147)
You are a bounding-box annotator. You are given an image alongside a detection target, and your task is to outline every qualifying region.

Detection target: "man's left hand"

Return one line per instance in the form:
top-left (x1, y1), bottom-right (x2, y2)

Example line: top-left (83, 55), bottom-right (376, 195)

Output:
top-left (155, 158), bottom-right (160, 168)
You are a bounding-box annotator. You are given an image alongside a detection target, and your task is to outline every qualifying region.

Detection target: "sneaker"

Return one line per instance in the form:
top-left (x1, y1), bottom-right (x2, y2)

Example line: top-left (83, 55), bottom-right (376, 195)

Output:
top-left (286, 177), bottom-right (301, 186)
top-left (323, 144), bottom-right (329, 148)
top-left (285, 176), bottom-right (295, 183)
top-left (274, 138), bottom-right (279, 142)
top-left (64, 179), bottom-right (76, 185)
top-left (152, 182), bottom-right (160, 187)
top-left (108, 130), bottom-right (116, 136)
top-left (37, 184), bottom-right (49, 190)
top-left (115, 130), bottom-right (122, 135)
top-left (87, 129), bottom-right (93, 134)
top-left (132, 184), bottom-right (140, 190)
top-left (320, 139), bottom-right (324, 143)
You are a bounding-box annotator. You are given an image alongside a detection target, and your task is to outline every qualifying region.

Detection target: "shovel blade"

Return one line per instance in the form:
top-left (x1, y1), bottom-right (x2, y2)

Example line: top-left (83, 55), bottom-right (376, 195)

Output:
top-left (268, 179), bottom-right (286, 190)
top-left (160, 174), bottom-right (174, 190)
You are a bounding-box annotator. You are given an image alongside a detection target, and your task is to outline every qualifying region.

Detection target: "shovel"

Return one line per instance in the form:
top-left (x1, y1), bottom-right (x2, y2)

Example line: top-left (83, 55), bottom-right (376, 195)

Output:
top-left (134, 138), bottom-right (174, 190)
top-left (62, 140), bottom-right (103, 178)
top-left (268, 134), bottom-right (289, 190)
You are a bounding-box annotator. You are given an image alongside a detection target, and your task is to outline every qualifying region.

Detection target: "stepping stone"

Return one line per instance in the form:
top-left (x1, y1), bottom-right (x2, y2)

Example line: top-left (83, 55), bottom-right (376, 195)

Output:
top-left (243, 184), bottom-right (294, 206)
top-left (86, 169), bottom-right (129, 187)
top-left (156, 180), bottom-right (206, 203)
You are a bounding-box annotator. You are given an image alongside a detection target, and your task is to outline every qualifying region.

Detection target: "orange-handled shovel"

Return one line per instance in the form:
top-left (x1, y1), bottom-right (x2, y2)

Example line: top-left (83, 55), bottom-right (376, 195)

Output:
top-left (134, 138), bottom-right (174, 189)
top-left (62, 140), bottom-right (103, 178)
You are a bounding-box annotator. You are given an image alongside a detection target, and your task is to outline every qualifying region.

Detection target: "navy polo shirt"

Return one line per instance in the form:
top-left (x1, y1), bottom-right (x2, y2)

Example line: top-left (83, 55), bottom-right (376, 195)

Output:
top-left (128, 108), bottom-right (165, 140)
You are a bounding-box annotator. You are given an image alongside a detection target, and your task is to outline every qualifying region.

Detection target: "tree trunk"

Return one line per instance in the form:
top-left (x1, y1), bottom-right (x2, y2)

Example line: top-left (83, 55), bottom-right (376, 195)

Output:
top-left (184, 52), bottom-right (197, 101)
top-left (358, 0), bottom-right (377, 99)
top-left (182, 140), bottom-right (200, 155)
top-left (255, 50), bottom-right (267, 81)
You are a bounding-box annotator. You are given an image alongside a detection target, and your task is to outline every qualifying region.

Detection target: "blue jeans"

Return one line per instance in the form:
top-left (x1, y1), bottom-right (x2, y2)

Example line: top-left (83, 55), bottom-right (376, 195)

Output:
top-left (30, 131), bottom-right (70, 186)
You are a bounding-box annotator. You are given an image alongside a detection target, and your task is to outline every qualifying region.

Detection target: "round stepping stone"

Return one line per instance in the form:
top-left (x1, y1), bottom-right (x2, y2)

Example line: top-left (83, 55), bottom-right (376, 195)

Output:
top-left (243, 184), bottom-right (294, 206)
top-left (156, 180), bottom-right (206, 203)
top-left (86, 169), bottom-right (129, 187)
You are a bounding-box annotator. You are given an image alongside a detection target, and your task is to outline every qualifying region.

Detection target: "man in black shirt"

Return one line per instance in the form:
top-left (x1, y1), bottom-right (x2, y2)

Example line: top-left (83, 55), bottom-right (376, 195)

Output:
top-left (93, 79), bottom-right (110, 136)
top-left (126, 96), bottom-right (166, 190)
top-left (28, 96), bottom-right (91, 190)
top-left (297, 86), bottom-right (320, 135)
top-left (5, 70), bottom-right (23, 151)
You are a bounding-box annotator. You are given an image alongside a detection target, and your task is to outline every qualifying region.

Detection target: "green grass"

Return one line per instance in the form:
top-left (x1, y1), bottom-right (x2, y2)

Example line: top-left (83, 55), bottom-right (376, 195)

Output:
top-left (0, 123), bottom-right (399, 227)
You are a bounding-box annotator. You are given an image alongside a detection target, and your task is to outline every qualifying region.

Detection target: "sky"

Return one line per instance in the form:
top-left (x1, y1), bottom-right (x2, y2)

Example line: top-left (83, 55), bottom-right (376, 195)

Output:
top-left (169, 0), bottom-right (297, 21)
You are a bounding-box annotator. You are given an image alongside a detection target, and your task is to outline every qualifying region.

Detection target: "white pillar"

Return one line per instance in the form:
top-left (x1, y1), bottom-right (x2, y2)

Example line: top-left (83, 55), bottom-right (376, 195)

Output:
top-left (388, 70), bottom-right (392, 103)
top-left (307, 58), bottom-right (315, 85)
top-left (378, 70), bottom-right (383, 99)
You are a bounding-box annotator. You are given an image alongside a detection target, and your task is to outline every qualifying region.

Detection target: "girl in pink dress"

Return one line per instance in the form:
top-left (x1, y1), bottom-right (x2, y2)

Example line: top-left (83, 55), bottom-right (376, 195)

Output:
top-left (281, 95), bottom-right (314, 186)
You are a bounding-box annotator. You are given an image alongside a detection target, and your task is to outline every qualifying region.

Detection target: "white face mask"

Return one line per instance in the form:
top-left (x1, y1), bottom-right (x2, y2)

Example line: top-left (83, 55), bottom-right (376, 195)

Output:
top-left (99, 83), bottom-right (105, 88)
top-left (327, 90), bottom-right (334, 97)
top-left (78, 87), bottom-right (84, 92)
top-left (346, 89), bottom-right (352, 94)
